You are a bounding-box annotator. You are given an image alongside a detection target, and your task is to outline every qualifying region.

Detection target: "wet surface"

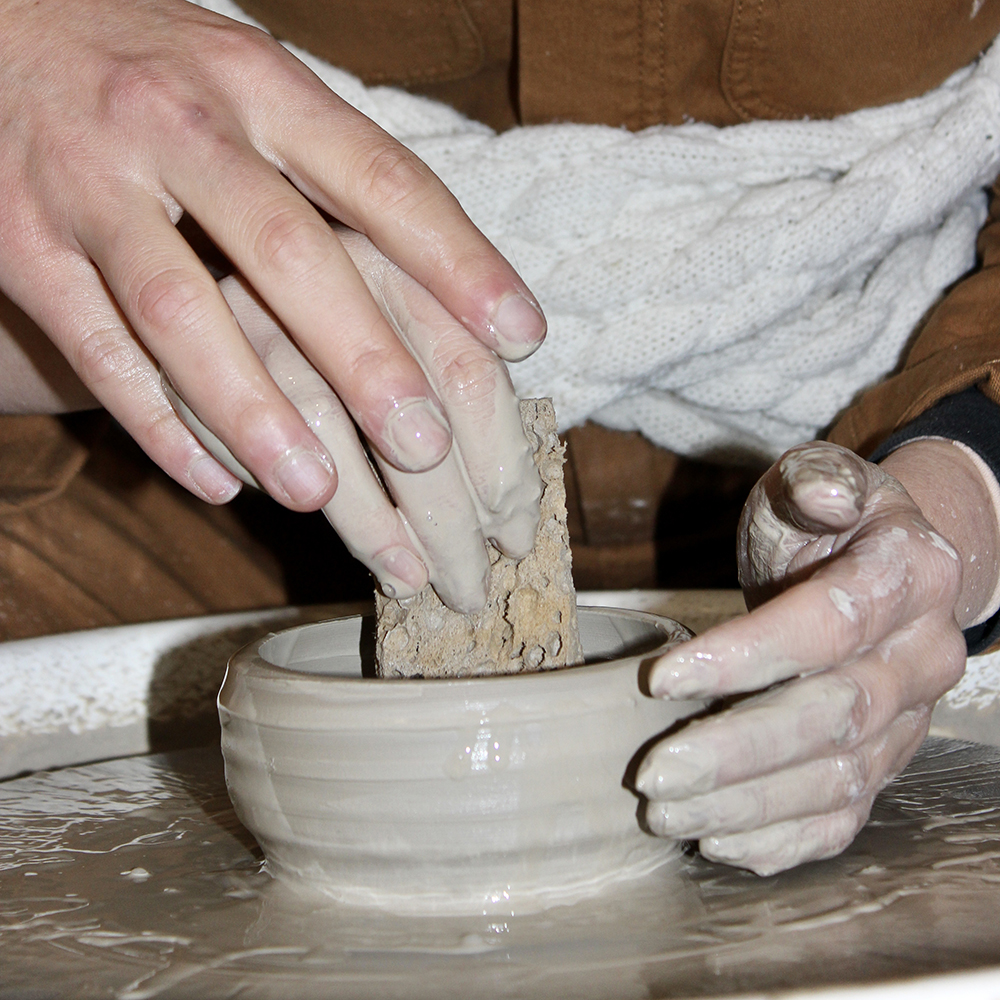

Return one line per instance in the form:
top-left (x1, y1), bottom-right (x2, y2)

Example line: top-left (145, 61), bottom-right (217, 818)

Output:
top-left (3, 737), bottom-right (1000, 999)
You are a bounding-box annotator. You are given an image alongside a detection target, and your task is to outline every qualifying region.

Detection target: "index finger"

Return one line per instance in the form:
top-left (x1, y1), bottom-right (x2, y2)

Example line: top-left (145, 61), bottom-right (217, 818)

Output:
top-left (255, 62), bottom-right (547, 361)
top-left (648, 517), bottom-right (960, 700)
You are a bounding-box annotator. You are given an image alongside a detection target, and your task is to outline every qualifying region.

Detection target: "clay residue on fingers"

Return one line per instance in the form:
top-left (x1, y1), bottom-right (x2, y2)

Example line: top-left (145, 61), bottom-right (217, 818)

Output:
top-left (375, 398), bottom-right (582, 678)
top-left (778, 443), bottom-right (866, 533)
top-left (744, 498), bottom-right (807, 582)
top-left (700, 807), bottom-right (863, 876)
top-left (376, 447), bottom-right (492, 613)
top-left (637, 672), bottom-right (864, 799)
top-left (442, 364), bottom-right (541, 560)
top-left (369, 251), bottom-right (543, 559)
top-left (828, 586), bottom-right (858, 622)
top-left (650, 630), bottom-right (807, 699)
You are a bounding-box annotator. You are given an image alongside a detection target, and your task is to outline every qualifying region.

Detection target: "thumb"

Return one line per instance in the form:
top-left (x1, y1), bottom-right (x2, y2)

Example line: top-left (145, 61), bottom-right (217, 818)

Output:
top-left (739, 443), bottom-right (874, 605)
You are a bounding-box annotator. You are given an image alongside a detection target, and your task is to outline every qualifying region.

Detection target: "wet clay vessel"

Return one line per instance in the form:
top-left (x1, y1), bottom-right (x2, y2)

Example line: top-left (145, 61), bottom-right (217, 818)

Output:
top-left (219, 607), bottom-right (702, 915)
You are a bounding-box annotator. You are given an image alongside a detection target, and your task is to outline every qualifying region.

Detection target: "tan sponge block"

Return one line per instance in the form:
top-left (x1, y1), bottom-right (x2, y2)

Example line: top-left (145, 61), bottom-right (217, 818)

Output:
top-left (375, 398), bottom-right (584, 678)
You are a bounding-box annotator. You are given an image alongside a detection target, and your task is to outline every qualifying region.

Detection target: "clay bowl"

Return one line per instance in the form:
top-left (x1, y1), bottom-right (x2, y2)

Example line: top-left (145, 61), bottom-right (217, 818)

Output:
top-left (218, 607), bottom-right (703, 915)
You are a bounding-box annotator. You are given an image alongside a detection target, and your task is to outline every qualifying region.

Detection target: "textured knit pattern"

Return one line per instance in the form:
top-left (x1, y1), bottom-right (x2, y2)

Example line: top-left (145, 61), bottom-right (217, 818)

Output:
top-left (194, 0), bottom-right (1000, 461)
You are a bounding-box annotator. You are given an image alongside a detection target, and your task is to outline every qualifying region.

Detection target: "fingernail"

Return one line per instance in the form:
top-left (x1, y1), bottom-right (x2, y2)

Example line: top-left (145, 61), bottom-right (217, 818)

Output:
top-left (384, 399), bottom-right (452, 472)
top-left (491, 294), bottom-right (546, 360)
top-left (634, 744), bottom-right (714, 798)
top-left (375, 547), bottom-right (428, 599)
top-left (649, 651), bottom-right (718, 700)
top-left (189, 454), bottom-right (242, 504)
top-left (273, 447), bottom-right (335, 505)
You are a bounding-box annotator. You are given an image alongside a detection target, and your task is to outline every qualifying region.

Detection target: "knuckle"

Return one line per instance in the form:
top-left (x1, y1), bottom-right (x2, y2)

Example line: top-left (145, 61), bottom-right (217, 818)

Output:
top-left (102, 62), bottom-right (190, 131)
top-left (231, 397), bottom-right (280, 442)
top-left (432, 244), bottom-right (495, 287)
top-left (826, 589), bottom-right (874, 658)
top-left (845, 682), bottom-right (872, 742)
top-left (132, 268), bottom-right (213, 336)
top-left (645, 801), bottom-right (670, 838)
top-left (742, 789), bottom-right (772, 830)
top-left (913, 522), bottom-right (963, 596)
top-left (207, 19), bottom-right (277, 65)
top-left (100, 61), bottom-right (153, 113)
top-left (252, 207), bottom-right (332, 279)
top-left (938, 626), bottom-right (969, 689)
top-left (807, 675), bottom-right (866, 752)
top-left (435, 344), bottom-right (500, 406)
top-left (211, 396), bottom-right (287, 472)
top-left (141, 401), bottom-right (189, 456)
top-left (345, 339), bottom-right (401, 387)
top-left (285, 386), bottom-right (341, 427)
top-left (356, 140), bottom-right (434, 216)
top-left (932, 540), bottom-right (963, 594)
top-left (823, 673), bottom-right (870, 745)
top-left (941, 548), bottom-right (964, 600)
top-left (73, 326), bottom-right (143, 389)
top-left (814, 808), bottom-right (866, 862)
top-left (831, 752), bottom-right (868, 805)
top-left (100, 58), bottom-right (244, 150)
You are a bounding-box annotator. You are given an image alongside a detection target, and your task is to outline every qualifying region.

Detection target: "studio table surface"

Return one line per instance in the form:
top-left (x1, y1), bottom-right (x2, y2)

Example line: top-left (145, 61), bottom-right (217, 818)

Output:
top-left (4, 737), bottom-right (1000, 1000)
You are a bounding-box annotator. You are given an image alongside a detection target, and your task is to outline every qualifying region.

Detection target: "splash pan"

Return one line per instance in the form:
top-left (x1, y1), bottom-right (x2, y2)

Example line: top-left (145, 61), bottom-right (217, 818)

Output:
top-left (218, 607), bottom-right (699, 915)
top-left (4, 739), bottom-right (1000, 999)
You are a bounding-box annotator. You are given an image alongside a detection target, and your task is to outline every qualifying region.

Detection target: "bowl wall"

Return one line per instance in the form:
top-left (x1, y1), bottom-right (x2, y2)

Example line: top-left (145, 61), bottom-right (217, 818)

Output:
top-left (219, 607), bottom-right (702, 914)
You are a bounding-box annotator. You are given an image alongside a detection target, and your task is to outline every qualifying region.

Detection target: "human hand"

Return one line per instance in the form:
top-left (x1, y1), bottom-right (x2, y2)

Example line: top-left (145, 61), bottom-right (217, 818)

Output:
top-left (0, 0), bottom-right (543, 516)
top-left (171, 227), bottom-right (541, 610)
top-left (635, 439), bottom-right (998, 875)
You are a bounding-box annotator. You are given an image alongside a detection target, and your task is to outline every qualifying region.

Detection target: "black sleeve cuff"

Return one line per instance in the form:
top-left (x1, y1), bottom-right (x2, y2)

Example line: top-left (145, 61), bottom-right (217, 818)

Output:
top-left (868, 387), bottom-right (1000, 656)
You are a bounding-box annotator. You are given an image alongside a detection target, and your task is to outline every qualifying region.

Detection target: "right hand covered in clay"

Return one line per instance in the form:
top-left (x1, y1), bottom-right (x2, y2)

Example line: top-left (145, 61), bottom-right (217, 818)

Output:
top-left (636, 439), bottom-right (1000, 876)
top-left (182, 234), bottom-right (542, 612)
top-left (0, 0), bottom-right (544, 533)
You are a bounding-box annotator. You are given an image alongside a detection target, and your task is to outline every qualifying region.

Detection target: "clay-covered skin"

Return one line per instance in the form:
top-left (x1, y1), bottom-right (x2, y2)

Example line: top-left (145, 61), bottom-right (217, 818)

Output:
top-left (639, 439), bottom-right (1000, 877)
top-left (346, 230), bottom-right (542, 565)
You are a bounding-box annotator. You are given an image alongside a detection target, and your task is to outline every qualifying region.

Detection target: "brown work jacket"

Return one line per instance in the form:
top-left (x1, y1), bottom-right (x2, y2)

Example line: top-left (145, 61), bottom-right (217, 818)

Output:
top-left (237, 0), bottom-right (1000, 457)
top-left (240, 0), bottom-right (1000, 588)
top-left (3, 0), bottom-right (1000, 637)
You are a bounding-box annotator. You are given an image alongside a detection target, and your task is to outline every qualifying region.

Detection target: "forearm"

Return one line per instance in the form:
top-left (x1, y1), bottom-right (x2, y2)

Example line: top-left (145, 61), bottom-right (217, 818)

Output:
top-left (880, 438), bottom-right (1000, 629)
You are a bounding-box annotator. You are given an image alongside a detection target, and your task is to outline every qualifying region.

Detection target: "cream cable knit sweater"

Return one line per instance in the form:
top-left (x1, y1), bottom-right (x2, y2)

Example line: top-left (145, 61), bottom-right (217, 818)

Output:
top-left (195, 0), bottom-right (1000, 462)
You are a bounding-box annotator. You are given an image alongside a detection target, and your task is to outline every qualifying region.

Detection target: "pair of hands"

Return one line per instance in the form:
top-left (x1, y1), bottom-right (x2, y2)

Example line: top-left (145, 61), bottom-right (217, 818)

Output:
top-left (0, 0), bottom-right (542, 609)
top-left (1, 0), bottom-right (990, 877)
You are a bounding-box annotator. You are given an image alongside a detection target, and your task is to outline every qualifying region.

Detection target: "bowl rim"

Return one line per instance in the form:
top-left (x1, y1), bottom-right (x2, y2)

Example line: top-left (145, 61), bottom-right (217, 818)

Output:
top-left (224, 605), bottom-right (692, 690)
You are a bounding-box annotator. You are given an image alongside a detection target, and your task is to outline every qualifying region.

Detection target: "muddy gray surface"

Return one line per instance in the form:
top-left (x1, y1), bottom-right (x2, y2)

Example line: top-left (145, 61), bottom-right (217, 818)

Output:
top-left (3, 737), bottom-right (1000, 999)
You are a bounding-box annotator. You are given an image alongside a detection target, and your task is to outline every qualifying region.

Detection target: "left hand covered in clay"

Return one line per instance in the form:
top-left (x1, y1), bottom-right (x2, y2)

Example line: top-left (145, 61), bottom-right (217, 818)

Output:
top-left (636, 438), bottom-right (1000, 875)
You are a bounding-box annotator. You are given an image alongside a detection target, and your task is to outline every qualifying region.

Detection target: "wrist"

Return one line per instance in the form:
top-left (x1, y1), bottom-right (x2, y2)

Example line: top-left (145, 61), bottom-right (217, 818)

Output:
top-left (879, 438), bottom-right (1000, 629)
